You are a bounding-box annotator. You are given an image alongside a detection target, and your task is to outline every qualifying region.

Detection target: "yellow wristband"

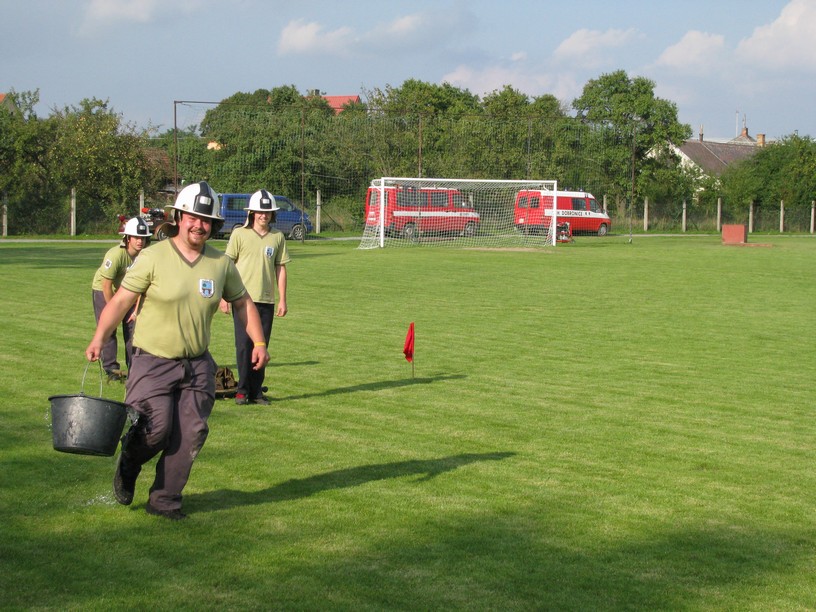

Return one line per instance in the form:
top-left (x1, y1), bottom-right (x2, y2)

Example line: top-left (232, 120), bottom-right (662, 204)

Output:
top-left (254, 341), bottom-right (266, 347)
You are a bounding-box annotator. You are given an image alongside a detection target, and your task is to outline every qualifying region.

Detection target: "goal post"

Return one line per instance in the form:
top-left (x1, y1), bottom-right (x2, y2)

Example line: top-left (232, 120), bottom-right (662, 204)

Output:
top-left (358, 177), bottom-right (559, 249)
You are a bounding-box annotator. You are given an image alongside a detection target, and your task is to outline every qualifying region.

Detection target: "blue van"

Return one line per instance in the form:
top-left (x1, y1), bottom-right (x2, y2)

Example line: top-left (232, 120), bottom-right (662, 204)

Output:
top-left (217, 193), bottom-right (313, 240)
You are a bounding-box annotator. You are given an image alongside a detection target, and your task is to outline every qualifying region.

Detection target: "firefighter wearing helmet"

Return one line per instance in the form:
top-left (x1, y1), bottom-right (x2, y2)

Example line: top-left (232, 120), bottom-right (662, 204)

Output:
top-left (156, 181), bottom-right (225, 239)
top-left (86, 180), bottom-right (269, 520)
top-left (220, 188), bottom-right (290, 405)
top-left (90, 216), bottom-right (151, 381)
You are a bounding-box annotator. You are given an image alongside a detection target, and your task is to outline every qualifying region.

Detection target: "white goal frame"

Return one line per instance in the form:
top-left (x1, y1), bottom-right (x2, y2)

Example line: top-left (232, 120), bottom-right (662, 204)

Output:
top-left (359, 177), bottom-right (559, 249)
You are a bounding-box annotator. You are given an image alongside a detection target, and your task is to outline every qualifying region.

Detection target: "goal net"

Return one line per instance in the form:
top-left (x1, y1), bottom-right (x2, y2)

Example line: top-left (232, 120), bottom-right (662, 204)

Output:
top-left (358, 178), bottom-right (561, 249)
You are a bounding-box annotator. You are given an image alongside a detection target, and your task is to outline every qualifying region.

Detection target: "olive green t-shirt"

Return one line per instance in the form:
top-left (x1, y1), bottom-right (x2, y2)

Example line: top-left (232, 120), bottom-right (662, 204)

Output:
top-left (225, 227), bottom-right (290, 304)
top-left (91, 245), bottom-right (134, 292)
top-left (121, 239), bottom-right (247, 359)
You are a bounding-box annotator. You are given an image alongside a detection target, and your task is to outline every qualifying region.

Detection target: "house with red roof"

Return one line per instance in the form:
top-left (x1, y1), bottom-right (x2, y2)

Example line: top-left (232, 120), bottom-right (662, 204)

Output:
top-left (321, 95), bottom-right (361, 114)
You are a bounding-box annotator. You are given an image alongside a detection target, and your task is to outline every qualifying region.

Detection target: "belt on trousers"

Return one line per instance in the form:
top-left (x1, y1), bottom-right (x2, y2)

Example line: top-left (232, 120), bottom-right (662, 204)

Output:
top-left (132, 347), bottom-right (205, 361)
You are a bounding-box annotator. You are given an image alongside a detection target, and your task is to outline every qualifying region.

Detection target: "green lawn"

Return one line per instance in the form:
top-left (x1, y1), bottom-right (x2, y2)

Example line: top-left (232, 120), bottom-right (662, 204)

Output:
top-left (1, 234), bottom-right (815, 610)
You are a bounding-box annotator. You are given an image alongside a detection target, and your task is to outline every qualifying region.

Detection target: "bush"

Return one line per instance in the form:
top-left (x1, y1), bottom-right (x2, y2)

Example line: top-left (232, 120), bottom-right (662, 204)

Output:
top-left (316, 195), bottom-right (364, 233)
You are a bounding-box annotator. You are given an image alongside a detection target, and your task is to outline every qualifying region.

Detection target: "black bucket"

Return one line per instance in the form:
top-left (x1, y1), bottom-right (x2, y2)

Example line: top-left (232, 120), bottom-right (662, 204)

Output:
top-left (48, 361), bottom-right (131, 457)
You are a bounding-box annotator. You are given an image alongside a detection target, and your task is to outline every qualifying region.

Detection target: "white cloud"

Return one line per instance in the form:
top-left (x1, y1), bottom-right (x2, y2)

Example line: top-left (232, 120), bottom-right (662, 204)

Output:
top-left (80, 0), bottom-right (208, 31)
top-left (277, 19), bottom-right (355, 56)
top-left (442, 63), bottom-right (579, 103)
top-left (655, 30), bottom-right (726, 73)
top-left (386, 14), bottom-right (423, 36)
top-left (736, 0), bottom-right (816, 71)
top-left (362, 9), bottom-right (472, 52)
top-left (553, 28), bottom-right (638, 67)
top-left (85, 0), bottom-right (159, 24)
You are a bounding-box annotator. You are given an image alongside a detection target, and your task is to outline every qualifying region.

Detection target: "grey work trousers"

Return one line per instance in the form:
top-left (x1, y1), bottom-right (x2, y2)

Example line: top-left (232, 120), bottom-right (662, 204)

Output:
top-left (92, 289), bottom-right (136, 372)
top-left (121, 349), bottom-right (216, 512)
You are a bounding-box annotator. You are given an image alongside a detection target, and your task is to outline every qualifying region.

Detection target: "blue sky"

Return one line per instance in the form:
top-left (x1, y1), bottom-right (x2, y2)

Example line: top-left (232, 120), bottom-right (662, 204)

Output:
top-left (3, 0), bottom-right (813, 140)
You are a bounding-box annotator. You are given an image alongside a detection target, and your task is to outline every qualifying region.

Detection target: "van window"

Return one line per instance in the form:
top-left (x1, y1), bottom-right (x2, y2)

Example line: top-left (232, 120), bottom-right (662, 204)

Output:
top-left (518, 194), bottom-right (538, 209)
top-left (276, 197), bottom-right (295, 212)
top-left (430, 192), bottom-right (447, 207)
top-left (229, 196), bottom-right (249, 211)
top-left (453, 193), bottom-right (471, 208)
top-left (571, 198), bottom-right (585, 210)
top-left (588, 198), bottom-right (601, 213)
top-left (397, 189), bottom-right (425, 207)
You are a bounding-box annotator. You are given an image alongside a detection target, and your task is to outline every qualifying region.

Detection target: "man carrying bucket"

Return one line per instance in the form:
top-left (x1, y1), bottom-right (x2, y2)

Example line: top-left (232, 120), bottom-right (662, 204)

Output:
top-left (85, 181), bottom-right (269, 520)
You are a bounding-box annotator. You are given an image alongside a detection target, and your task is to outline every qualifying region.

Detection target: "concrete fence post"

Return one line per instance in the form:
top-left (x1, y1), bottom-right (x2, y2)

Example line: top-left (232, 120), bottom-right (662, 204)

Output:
top-left (779, 200), bottom-right (784, 233)
top-left (643, 197), bottom-right (649, 231)
top-left (70, 188), bottom-right (76, 237)
top-left (315, 190), bottom-right (322, 234)
top-left (717, 197), bottom-right (722, 232)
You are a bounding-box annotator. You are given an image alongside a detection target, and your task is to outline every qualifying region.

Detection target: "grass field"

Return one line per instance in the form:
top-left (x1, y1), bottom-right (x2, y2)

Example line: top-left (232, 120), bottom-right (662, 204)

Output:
top-left (1, 234), bottom-right (815, 610)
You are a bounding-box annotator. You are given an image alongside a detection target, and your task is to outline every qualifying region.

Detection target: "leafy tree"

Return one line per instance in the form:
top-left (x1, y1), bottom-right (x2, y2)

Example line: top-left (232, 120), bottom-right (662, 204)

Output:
top-left (573, 70), bottom-right (691, 215)
top-left (720, 134), bottom-right (816, 228)
top-left (48, 98), bottom-right (158, 232)
top-left (0, 90), bottom-right (67, 233)
top-left (196, 86), bottom-right (334, 195)
top-left (364, 80), bottom-right (482, 177)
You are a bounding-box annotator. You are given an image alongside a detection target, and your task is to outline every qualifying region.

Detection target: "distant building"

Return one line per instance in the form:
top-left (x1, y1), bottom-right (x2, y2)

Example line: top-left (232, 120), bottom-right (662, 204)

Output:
top-left (322, 95), bottom-right (361, 114)
top-left (0, 93), bottom-right (17, 113)
top-left (305, 90), bottom-right (362, 114)
top-left (672, 125), bottom-right (768, 177)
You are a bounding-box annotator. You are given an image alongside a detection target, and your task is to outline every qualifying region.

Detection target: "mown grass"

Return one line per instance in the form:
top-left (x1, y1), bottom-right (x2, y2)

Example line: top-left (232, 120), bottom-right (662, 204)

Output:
top-left (1, 234), bottom-right (815, 610)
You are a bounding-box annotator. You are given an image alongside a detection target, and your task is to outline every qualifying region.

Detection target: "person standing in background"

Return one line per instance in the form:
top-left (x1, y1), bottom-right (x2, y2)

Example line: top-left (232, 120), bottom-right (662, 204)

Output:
top-left (220, 189), bottom-right (290, 405)
top-left (90, 216), bottom-right (151, 381)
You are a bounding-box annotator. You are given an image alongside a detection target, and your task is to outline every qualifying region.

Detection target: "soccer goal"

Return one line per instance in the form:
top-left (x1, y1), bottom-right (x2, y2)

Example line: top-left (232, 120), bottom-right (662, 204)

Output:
top-left (358, 177), bottom-right (560, 249)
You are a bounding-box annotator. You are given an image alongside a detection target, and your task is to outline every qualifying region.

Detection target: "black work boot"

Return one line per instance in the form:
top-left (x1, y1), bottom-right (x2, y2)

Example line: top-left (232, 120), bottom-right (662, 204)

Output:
top-left (145, 503), bottom-right (188, 521)
top-left (113, 452), bottom-right (139, 505)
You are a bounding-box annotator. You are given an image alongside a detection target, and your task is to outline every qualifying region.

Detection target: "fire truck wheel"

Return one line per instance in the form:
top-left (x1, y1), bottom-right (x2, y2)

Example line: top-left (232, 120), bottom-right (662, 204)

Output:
top-left (597, 224), bottom-right (609, 236)
top-left (401, 223), bottom-right (418, 242)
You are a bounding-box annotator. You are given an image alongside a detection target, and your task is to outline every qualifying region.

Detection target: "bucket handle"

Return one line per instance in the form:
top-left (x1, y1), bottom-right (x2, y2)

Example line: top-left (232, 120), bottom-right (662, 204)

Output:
top-left (81, 360), bottom-right (104, 397)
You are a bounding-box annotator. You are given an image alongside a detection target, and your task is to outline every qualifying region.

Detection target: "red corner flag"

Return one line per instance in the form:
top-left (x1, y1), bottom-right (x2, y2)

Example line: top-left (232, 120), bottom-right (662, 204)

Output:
top-left (403, 322), bottom-right (415, 362)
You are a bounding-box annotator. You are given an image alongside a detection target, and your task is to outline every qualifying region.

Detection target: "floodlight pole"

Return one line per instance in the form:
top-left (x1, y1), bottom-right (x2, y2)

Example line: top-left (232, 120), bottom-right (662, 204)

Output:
top-left (173, 101), bottom-right (179, 194)
top-left (629, 124), bottom-right (637, 244)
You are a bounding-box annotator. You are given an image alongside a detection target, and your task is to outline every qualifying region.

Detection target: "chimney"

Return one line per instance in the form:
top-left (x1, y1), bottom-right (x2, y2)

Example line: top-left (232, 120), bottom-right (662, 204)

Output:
top-left (757, 133), bottom-right (765, 147)
top-left (699, 124), bottom-right (704, 142)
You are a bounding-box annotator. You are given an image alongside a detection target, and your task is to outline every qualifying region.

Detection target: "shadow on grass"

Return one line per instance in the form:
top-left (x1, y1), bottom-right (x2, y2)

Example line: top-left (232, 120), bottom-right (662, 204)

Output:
top-left (186, 452), bottom-right (515, 513)
top-left (276, 373), bottom-right (466, 401)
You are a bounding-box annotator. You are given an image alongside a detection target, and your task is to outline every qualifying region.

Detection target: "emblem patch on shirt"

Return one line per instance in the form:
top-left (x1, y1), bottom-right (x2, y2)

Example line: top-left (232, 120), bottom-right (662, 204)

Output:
top-left (199, 279), bottom-right (215, 298)
top-left (104, 259), bottom-right (113, 269)
top-left (264, 246), bottom-right (275, 258)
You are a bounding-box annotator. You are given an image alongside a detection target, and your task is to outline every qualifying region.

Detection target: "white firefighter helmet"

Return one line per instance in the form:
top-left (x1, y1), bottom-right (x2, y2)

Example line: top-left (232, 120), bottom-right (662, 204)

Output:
top-left (119, 216), bottom-right (151, 247)
top-left (243, 189), bottom-right (280, 227)
top-left (246, 189), bottom-right (280, 213)
top-left (120, 216), bottom-right (151, 238)
top-left (166, 181), bottom-right (223, 221)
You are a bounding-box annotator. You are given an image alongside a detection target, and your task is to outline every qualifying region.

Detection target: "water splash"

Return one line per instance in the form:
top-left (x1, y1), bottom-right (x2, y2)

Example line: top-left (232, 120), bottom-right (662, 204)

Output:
top-left (85, 493), bottom-right (117, 507)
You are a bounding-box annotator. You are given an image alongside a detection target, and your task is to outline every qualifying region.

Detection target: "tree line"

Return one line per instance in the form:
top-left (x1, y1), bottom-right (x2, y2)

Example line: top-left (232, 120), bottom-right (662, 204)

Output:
top-left (1, 71), bottom-right (814, 235)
